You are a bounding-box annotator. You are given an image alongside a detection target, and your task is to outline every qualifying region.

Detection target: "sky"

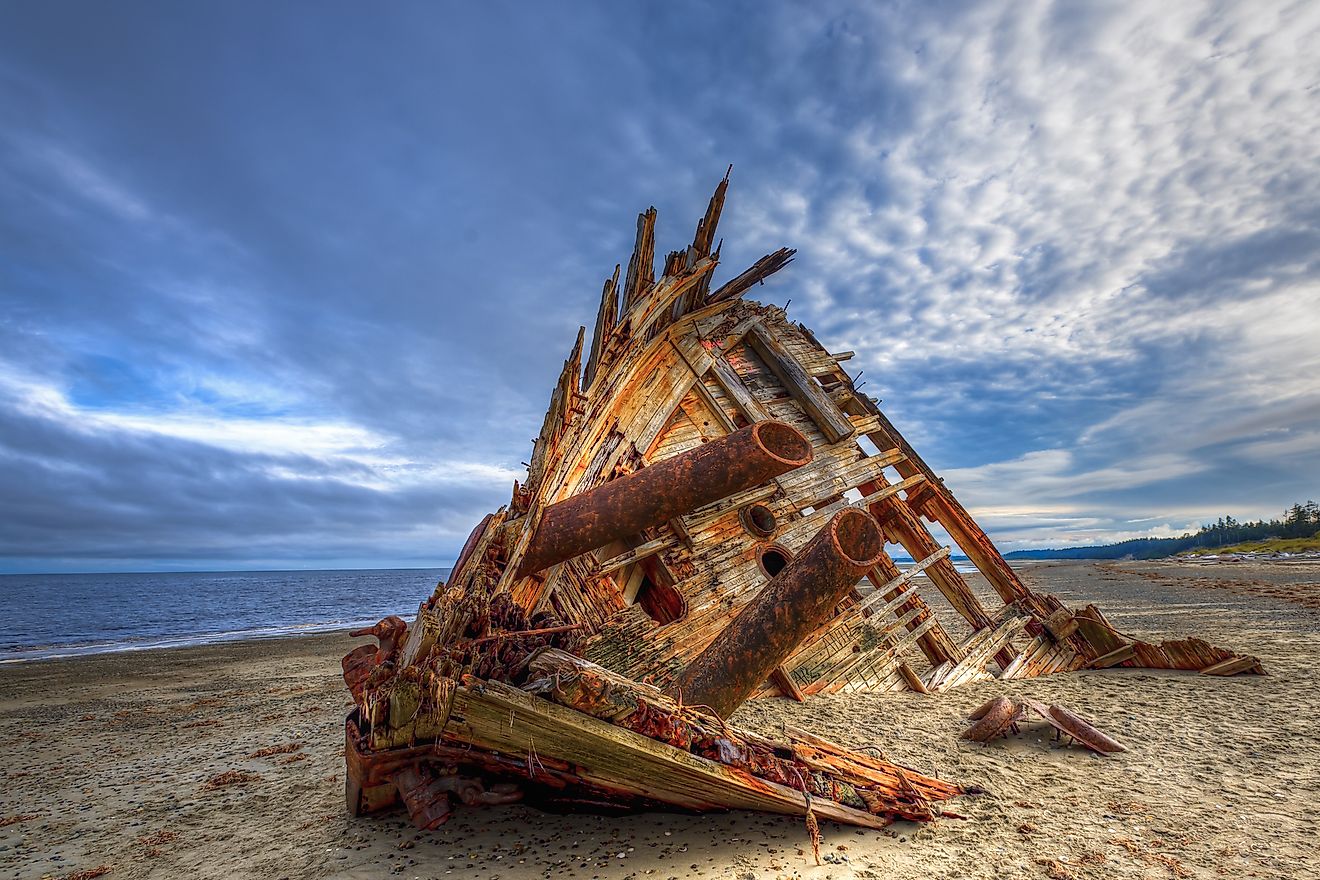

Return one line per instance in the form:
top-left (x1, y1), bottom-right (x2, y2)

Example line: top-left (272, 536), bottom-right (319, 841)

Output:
top-left (1, 1), bottom-right (1317, 573)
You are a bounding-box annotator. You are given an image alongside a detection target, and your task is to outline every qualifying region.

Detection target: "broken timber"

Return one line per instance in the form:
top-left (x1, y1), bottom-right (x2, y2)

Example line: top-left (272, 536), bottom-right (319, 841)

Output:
top-left (341, 172), bottom-right (1263, 833)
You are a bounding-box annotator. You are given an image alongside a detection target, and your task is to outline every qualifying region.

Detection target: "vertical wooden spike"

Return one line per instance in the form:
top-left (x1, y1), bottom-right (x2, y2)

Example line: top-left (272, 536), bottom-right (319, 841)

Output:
top-left (676, 173), bottom-right (732, 318)
top-left (622, 208), bottom-right (657, 313)
top-left (583, 266), bottom-right (619, 390)
top-left (567, 326), bottom-right (585, 387)
top-left (527, 328), bottom-right (587, 492)
top-left (692, 172), bottom-right (729, 258)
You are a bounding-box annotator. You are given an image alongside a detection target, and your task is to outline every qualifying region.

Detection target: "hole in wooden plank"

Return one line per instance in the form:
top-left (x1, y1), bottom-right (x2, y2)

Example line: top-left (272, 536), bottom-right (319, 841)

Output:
top-left (757, 544), bottom-right (794, 578)
top-left (634, 554), bottom-right (686, 625)
top-left (740, 503), bottom-right (778, 538)
top-left (635, 571), bottom-right (685, 624)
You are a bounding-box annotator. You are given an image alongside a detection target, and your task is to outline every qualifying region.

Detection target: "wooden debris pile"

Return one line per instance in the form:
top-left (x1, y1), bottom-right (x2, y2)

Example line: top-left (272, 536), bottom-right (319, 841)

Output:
top-left (341, 171), bottom-right (1261, 835)
top-left (343, 579), bottom-right (965, 831)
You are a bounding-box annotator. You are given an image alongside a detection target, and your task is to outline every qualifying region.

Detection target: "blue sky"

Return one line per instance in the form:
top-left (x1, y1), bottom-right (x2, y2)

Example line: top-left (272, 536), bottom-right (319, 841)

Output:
top-left (1, 1), bottom-right (1317, 573)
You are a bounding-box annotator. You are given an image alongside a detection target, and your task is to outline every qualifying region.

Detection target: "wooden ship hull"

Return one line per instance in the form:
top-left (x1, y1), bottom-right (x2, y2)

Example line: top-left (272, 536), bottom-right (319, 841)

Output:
top-left (340, 172), bottom-right (1262, 833)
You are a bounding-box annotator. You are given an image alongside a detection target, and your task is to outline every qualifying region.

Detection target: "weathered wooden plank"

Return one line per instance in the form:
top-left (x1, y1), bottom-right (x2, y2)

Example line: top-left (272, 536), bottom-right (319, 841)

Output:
top-left (1074, 604), bottom-right (1127, 658)
top-left (706, 248), bottom-right (796, 305)
top-left (708, 355), bottom-right (770, 423)
top-left (863, 476), bottom-right (998, 638)
top-left (777, 447), bottom-right (906, 502)
top-left (770, 666), bottom-right (806, 702)
top-left (927, 612), bottom-right (1030, 692)
top-left (425, 679), bottom-right (893, 828)
top-left (622, 208), bottom-right (657, 312)
top-left (897, 662), bottom-right (930, 694)
top-left (867, 550), bottom-right (962, 666)
top-left (1200, 655), bottom-right (1259, 676)
top-left (599, 535), bottom-right (677, 575)
top-left (861, 547), bottom-right (950, 609)
top-left (584, 266), bottom-right (620, 390)
top-left (1088, 643), bottom-right (1137, 669)
top-left (746, 323), bottom-right (854, 443)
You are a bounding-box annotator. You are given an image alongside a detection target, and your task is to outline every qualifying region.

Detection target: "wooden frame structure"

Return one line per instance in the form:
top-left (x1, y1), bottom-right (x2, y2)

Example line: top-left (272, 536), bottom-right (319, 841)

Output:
top-left (340, 173), bottom-right (1261, 832)
top-left (445, 172), bottom-right (1260, 696)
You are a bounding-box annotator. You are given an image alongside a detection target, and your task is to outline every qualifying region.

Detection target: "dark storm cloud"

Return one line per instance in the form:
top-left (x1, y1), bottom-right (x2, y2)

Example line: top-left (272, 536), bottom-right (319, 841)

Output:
top-left (1, 1), bottom-right (1318, 570)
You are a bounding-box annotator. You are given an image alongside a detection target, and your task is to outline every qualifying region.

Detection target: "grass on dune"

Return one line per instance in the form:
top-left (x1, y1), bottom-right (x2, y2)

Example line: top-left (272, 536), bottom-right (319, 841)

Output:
top-left (1188, 531), bottom-right (1320, 556)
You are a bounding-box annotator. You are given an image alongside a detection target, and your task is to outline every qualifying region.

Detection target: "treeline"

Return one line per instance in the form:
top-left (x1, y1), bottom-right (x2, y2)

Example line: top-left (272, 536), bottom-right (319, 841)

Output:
top-left (1005, 501), bottom-right (1320, 560)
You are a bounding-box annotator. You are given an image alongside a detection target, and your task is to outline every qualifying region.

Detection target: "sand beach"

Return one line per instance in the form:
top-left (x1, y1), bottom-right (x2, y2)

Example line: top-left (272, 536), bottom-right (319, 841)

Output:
top-left (2, 560), bottom-right (1317, 880)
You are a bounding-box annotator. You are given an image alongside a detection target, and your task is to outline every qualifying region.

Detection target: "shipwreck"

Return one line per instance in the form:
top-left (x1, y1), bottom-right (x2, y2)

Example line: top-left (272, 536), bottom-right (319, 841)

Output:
top-left (341, 173), bottom-right (1262, 835)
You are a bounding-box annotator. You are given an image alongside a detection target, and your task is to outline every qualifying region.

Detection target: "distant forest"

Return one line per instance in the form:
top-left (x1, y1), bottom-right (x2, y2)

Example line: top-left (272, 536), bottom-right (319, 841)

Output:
top-left (1004, 501), bottom-right (1320, 560)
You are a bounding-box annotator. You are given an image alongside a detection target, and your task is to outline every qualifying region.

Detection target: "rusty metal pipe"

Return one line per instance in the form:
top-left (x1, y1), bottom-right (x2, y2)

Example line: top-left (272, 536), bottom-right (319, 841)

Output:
top-left (516, 420), bottom-right (813, 579)
top-left (668, 507), bottom-right (887, 718)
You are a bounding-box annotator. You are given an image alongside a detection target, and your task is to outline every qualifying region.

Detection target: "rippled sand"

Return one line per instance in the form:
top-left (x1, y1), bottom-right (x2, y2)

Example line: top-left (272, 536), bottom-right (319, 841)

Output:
top-left (2, 560), bottom-right (1317, 879)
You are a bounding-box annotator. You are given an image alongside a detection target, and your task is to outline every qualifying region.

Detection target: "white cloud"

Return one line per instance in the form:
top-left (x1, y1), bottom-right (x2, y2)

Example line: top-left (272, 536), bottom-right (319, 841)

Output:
top-left (19, 137), bottom-right (157, 224)
top-left (0, 367), bottom-right (520, 493)
top-left (731, 1), bottom-right (1320, 543)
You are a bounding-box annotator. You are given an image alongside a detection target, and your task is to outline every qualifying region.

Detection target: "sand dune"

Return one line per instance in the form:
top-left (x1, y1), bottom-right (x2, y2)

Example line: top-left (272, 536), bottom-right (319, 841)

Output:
top-left (2, 560), bottom-right (1317, 880)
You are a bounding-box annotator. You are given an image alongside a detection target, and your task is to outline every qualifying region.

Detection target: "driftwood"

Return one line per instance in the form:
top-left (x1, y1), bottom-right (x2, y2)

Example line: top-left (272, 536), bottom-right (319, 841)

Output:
top-left (340, 173), bottom-right (1261, 838)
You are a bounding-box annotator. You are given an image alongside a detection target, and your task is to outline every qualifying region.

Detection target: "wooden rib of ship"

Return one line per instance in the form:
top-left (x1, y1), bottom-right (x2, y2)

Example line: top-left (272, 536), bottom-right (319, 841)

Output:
top-left (341, 172), bottom-right (1262, 832)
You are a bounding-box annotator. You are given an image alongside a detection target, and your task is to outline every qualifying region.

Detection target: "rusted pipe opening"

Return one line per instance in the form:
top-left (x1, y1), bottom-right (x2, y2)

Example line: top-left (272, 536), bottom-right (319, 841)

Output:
top-left (751, 420), bottom-right (813, 468)
top-left (830, 507), bottom-right (887, 569)
top-left (756, 544), bottom-right (793, 577)
top-left (741, 503), bottom-right (777, 538)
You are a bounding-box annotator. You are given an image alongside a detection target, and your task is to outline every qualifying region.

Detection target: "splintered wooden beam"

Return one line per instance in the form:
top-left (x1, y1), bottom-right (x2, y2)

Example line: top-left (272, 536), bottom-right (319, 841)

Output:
top-left (525, 330), bottom-right (588, 492)
top-left (634, 257), bottom-right (718, 338)
top-left (434, 680), bottom-right (890, 826)
top-left (746, 323), bottom-right (854, 443)
top-left (521, 651), bottom-right (960, 816)
top-left (693, 167), bottom-right (730, 257)
top-left (706, 247), bottom-right (796, 305)
top-left (566, 327), bottom-right (585, 397)
top-left (781, 725), bottom-right (962, 804)
top-left (676, 171), bottom-right (731, 317)
top-left (583, 265), bottom-right (620, 390)
top-left (623, 208), bottom-right (657, 312)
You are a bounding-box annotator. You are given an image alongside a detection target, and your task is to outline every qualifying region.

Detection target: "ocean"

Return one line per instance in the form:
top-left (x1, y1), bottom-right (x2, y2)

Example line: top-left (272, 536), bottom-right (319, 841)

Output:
top-left (0, 567), bottom-right (450, 662)
top-left (0, 560), bottom-right (976, 662)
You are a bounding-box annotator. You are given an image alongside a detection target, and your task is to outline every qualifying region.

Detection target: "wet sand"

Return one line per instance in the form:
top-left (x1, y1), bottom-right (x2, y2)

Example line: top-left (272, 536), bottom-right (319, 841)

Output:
top-left (2, 560), bottom-right (1317, 880)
